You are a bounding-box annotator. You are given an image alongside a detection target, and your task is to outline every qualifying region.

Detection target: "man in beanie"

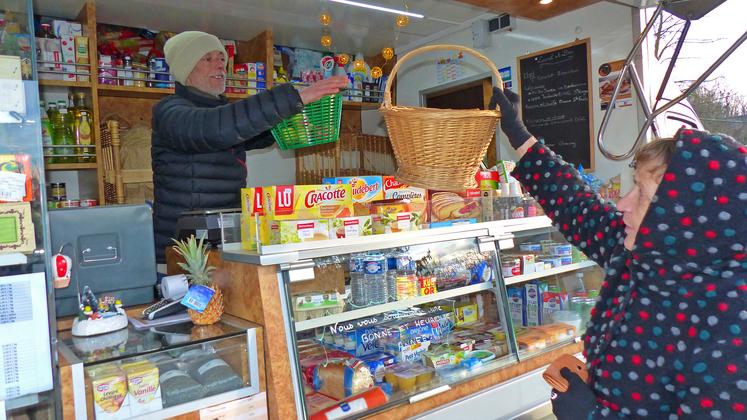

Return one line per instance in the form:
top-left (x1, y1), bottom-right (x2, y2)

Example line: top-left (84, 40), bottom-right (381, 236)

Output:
top-left (152, 31), bottom-right (347, 263)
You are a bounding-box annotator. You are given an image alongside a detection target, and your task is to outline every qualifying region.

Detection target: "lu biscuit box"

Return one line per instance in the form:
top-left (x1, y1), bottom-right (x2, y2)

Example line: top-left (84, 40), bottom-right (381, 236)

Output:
top-left (240, 187), bottom-right (271, 250)
top-left (265, 184), bottom-right (353, 220)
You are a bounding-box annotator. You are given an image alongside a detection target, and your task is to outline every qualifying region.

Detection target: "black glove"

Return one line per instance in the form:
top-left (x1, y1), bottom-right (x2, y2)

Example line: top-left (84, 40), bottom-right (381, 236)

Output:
top-left (550, 368), bottom-right (597, 420)
top-left (489, 88), bottom-right (532, 149)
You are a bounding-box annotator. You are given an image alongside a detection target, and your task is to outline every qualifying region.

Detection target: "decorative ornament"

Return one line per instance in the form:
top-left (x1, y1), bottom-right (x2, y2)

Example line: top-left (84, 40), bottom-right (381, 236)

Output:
top-left (320, 11), bottom-right (331, 26)
top-left (381, 47), bottom-right (394, 61)
top-left (353, 59), bottom-right (366, 72)
top-left (371, 66), bottom-right (383, 79)
top-left (337, 53), bottom-right (350, 65)
top-left (396, 14), bottom-right (409, 27)
top-left (321, 34), bottom-right (332, 48)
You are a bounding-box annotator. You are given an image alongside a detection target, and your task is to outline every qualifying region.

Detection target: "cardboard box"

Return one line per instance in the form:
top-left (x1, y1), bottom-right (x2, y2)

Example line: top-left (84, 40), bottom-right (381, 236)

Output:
top-left (524, 282), bottom-right (547, 327)
top-left (122, 361), bottom-right (162, 416)
top-left (455, 303), bottom-right (478, 325)
top-left (382, 176), bottom-right (427, 202)
top-left (269, 219), bottom-right (331, 244)
top-left (52, 20), bottom-right (82, 82)
top-left (36, 37), bottom-right (62, 80)
top-left (240, 187), bottom-right (271, 250)
top-left (429, 190), bottom-right (482, 222)
top-left (264, 184), bottom-right (353, 220)
top-left (507, 287), bottom-right (525, 326)
top-left (330, 216), bottom-right (372, 238)
top-left (324, 176), bottom-right (384, 215)
top-left (75, 36), bottom-right (89, 82)
top-left (89, 365), bottom-right (131, 419)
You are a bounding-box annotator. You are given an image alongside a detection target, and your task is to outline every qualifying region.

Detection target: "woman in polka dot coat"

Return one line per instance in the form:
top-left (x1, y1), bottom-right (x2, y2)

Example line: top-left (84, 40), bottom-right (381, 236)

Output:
top-left (491, 88), bottom-right (746, 419)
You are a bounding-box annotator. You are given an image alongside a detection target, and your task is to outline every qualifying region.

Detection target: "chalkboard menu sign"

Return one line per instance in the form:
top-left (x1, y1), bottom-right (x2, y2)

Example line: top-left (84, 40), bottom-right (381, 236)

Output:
top-left (517, 39), bottom-right (594, 170)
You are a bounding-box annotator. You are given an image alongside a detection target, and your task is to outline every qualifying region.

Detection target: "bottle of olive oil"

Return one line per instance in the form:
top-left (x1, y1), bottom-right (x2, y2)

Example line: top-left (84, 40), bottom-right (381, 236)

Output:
top-left (73, 92), bottom-right (95, 163)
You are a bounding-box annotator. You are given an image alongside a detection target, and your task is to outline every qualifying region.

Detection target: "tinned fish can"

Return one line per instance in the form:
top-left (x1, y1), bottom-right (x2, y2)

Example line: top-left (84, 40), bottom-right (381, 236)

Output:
top-left (80, 199), bottom-right (98, 207)
top-left (61, 200), bottom-right (80, 208)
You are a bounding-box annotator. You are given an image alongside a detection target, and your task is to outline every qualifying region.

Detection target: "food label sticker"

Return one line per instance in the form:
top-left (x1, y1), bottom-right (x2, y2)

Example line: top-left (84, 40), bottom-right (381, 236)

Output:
top-left (0, 171), bottom-right (27, 202)
top-left (180, 284), bottom-right (215, 313)
top-left (296, 222), bottom-right (315, 240)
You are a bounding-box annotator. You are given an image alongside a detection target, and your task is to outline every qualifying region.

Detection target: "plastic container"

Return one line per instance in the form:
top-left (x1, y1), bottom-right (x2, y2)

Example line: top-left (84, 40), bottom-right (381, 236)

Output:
top-left (363, 254), bottom-right (388, 305)
top-left (551, 310), bottom-right (583, 332)
top-left (384, 364), bottom-right (434, 393)
top-left (349, 253), bottom-right (367, 307)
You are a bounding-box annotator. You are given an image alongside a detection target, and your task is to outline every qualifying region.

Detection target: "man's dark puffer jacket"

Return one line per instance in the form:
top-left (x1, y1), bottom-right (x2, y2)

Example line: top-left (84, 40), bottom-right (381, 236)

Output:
top-left (151, 82), bottom-right (303, 262)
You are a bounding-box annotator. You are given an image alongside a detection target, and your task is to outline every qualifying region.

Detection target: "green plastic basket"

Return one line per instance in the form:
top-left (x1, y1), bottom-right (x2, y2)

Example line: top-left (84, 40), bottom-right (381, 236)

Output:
top-left (271, 93), bottom-right (343, 150)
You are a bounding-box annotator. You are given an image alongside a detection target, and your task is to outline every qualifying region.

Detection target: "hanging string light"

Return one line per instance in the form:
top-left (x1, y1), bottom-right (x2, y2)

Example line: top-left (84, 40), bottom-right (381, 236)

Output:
top-left (353, 59), bottom-right (366, 72)
top-left (381, 47), bottom-right (394, 61)
top-left (319, 11), bottom-right (332, 26)
top-left (321, 33), bottom-right (333, 48)
top-left (337, 53), bottom-right (350, 65)
top-left (395, 14), bottom-right (409, 27)
top-left (370, 66), bottom-right (383, 79)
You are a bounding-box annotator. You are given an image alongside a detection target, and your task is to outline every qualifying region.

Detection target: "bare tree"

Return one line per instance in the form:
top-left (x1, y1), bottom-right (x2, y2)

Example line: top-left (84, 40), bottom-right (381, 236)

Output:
top-left (688, 81), bottom-right (747, 142)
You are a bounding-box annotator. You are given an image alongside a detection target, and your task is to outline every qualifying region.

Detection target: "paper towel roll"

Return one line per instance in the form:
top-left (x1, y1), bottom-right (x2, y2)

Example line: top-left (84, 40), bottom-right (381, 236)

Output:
top-left (162, 274), bottom-right (188, 299)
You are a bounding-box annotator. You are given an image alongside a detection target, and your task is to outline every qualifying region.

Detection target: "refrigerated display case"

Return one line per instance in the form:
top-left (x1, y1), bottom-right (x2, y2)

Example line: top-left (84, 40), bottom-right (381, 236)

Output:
top-left (56, 315), bottom-right (264, 419)
top-left (220, 216), bottom-right (605, 419)
top-left (0, 0), bottom-right (58, 417)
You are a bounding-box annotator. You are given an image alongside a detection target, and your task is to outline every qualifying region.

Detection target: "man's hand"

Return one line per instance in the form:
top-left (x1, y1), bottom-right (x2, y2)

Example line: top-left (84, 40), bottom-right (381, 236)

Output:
top-left (551, 368), bottom-right (597, 420)
top-left (299, 75), bottom-right (349, 105)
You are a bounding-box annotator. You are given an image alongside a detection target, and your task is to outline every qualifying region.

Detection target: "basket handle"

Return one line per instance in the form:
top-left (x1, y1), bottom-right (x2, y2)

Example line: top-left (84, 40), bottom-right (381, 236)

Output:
top-left (382, 44), bottom-right (503, 108)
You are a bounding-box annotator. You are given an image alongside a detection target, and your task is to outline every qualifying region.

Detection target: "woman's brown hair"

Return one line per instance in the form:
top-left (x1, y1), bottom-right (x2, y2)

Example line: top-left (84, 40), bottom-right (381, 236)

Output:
top-left (631, 137), bottom-right (677, 169)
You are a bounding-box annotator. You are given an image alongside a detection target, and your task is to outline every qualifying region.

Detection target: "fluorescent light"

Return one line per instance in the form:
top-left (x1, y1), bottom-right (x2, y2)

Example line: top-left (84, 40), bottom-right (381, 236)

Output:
top-left (539, 0), bottom-right (553, 4)
top-left (329, 0), bottom-right (424, 18)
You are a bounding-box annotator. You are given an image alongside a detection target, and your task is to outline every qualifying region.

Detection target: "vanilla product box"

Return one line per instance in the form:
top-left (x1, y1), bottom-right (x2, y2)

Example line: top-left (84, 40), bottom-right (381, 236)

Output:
top-left (122, 360), bottom-right (162, 416)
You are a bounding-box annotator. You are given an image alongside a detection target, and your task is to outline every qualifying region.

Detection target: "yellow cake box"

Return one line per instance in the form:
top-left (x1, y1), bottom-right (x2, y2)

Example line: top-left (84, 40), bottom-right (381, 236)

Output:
top-left (88, 365), bottom-right (131, 420)
top-left (122, 360), bottom-right (162, 415)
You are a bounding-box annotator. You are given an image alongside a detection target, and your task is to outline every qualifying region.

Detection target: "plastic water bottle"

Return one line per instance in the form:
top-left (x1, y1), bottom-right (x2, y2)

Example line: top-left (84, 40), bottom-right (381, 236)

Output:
top-left (386, 253), bottom-right (398, 303)
top-left (363, 254), bottom-right (388, 306)
top-left (349, 253), bottom-right (367, 308)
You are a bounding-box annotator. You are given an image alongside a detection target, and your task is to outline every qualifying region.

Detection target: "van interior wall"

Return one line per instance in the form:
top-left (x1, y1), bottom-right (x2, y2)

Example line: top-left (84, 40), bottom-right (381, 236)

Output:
top-left (394, 1), bottom-right (640, 192)
top-left (246, 145), bottom-right (296, 187)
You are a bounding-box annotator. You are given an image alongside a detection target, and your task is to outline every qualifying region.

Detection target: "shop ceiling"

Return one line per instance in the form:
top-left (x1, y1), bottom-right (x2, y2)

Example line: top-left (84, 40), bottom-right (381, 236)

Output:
top-left (34, 0), bottom-right (653, 55)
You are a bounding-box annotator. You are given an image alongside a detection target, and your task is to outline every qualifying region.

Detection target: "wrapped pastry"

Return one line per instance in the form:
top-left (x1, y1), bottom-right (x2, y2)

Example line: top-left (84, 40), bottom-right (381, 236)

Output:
top-left (313, 359), bottom-right (374, 400)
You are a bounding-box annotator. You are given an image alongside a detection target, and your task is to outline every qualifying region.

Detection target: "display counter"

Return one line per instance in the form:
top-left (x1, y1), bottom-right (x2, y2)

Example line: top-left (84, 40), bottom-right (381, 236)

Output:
top-left (57, 315), bottom-right (264, 419)
top-left (167, 216), bottom-right (602, 419)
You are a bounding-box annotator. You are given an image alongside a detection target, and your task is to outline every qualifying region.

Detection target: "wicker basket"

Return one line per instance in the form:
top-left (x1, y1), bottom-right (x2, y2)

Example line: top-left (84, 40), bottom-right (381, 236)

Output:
top-left (380, 45), bottom-right (502, 191)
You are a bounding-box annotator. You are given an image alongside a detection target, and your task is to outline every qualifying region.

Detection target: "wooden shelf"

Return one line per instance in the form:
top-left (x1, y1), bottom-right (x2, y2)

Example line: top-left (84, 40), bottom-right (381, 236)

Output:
top-left (46, 162), bottom-right (99, 171)
top-left (342, 101), bottom-right (381, 110)
top-left (97, 84), bottom-right (174, 99)
top-left (39, 79), bottom-right (92, 88)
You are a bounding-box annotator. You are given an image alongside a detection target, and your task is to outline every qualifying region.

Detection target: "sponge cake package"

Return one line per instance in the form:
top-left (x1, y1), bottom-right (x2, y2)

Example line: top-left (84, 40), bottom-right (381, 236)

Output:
top-left (428, 190), bottom-right (483, 223)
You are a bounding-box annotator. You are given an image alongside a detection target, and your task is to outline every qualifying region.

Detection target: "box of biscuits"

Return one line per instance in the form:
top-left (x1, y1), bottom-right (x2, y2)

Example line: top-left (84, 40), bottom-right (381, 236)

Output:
top-left (428, 189), bottom-right (482, 223)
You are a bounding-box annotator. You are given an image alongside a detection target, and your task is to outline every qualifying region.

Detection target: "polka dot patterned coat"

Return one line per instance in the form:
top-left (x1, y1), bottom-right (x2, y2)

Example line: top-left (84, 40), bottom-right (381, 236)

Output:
top-left (512, 129), bottom-right (746, 419)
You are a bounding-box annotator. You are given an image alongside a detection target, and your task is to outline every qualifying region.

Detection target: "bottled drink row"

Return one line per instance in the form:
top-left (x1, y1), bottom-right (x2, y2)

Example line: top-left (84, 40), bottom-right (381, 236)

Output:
top-left (41, 92), bottom-right (94, 164)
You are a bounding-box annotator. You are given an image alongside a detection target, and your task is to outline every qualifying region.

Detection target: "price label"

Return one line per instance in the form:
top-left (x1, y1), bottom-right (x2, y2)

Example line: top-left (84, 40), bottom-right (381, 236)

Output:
top-left (418, 276), bottom-right (438, 296)
top-left (180, 285), bottom-right (215, 313)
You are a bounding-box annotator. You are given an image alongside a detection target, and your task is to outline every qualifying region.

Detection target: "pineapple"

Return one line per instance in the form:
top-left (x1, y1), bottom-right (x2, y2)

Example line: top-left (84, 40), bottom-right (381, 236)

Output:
top-left (172, 235), bottom-right (224, 325)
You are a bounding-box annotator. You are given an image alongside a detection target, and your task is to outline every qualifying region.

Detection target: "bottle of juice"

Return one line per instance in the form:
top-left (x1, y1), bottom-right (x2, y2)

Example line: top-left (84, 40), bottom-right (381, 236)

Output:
top-left (74, 92), bottom-right (94, 162)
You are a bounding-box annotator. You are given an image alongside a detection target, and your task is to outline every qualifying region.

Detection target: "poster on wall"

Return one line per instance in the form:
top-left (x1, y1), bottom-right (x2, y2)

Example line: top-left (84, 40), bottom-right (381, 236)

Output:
top-left (598, 59), bottom-right (632, 110)
top-left (436, 52), bottom-right (463, 84)
top-left (499, 66), bottom-right (512, 90)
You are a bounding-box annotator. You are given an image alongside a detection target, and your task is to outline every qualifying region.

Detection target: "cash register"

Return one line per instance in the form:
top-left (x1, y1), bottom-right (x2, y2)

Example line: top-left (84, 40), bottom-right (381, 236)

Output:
top-left (175, 208), bottom-right (241, 245)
